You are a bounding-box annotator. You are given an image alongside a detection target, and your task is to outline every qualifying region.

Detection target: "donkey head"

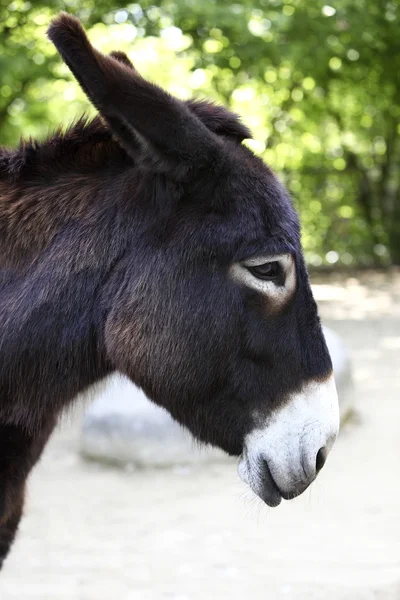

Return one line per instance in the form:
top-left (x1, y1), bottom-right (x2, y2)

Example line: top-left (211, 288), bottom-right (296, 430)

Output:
top-left (48, 14), bottom-right (339, 507)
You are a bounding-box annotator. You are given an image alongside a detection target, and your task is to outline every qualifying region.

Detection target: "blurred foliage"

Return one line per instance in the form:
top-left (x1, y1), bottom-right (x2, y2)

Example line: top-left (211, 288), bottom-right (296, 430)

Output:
top-left (0, 0), bottom-right (399, 265)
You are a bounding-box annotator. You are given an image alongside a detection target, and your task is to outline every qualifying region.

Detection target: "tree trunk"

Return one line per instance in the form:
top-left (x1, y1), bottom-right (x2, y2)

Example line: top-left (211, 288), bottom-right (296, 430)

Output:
top-left (388, 193), bottom-right (400, 265)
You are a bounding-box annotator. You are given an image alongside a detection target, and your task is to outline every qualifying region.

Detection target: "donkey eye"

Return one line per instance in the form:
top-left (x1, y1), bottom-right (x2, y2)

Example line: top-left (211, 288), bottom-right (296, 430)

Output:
top-left (230, 254), bottom-right (294, 299)
top-left (247, 261), bottom-right (281, 281)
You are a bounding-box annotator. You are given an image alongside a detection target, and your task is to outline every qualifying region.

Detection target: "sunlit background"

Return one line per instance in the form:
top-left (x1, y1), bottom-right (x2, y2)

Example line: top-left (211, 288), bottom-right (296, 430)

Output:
top-left (1, 0), bottom-right (399, 267)
top-left (1, 2), bottom-right (400, 599)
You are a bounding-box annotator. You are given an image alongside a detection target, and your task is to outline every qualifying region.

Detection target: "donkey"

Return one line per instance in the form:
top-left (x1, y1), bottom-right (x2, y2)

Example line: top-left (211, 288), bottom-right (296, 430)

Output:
top-left (0, 13), bottom-right (339, 567)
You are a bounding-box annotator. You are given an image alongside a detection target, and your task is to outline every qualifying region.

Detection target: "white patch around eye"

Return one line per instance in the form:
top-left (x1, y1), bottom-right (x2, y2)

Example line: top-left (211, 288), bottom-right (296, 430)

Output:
top-left (229, 253), bottom-right (296, 303)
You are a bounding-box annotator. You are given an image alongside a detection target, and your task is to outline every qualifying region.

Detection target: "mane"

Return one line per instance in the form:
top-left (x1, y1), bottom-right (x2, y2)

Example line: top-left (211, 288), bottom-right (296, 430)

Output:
top-left (0, 100), bottom-right (251, 185)
top-left (0, 116), bottom-right (132, 184)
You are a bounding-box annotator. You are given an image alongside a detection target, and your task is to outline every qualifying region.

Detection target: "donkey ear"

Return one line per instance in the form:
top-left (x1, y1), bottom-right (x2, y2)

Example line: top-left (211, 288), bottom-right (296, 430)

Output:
top-left (186, 99), bottom-right (252, 143)
top-left (109, 50), bottom-right (135, 70)
top-left (47, 14), bottom-right (222, 175)
top-left (108, 52), bottom-right (251, 145)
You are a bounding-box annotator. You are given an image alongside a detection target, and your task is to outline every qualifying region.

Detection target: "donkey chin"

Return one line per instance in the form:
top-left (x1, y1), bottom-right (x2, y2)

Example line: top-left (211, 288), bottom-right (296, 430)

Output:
top-left (238, 374), bottom-right (340, 506)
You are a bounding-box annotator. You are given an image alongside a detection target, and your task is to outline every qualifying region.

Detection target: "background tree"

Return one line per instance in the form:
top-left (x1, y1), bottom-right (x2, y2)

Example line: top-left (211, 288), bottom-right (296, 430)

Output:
top-left (1, 0), bottom-right (399, 265)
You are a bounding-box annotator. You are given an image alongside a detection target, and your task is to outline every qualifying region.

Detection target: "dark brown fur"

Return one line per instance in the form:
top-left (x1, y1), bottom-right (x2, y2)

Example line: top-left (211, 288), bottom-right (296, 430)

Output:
top-left (0, 14), bottom-right (332, 567)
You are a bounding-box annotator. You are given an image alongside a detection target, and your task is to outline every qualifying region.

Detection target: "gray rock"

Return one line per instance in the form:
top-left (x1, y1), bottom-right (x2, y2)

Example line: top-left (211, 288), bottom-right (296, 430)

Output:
top-left (322, 327), bottom-right (353, 422)
top-left (81, 375), bottom-right (227, 467)
top-left (80, 326), bottom-right (353, 467)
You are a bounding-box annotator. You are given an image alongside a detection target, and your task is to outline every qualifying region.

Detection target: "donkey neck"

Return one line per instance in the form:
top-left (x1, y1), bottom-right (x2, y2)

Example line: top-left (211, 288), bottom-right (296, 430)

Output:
top-left (0, 132), bottom-right (139, 428)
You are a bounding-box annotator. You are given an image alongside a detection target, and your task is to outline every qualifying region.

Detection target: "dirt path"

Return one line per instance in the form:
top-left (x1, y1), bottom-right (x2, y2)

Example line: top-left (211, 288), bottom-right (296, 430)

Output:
top-left (1, 270), bottom-right (399, 600)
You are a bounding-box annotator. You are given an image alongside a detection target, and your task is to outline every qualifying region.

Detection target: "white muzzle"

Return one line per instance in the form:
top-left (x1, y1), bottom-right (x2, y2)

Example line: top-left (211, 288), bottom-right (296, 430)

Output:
top-left (238, 374), bottom-right (340, 506)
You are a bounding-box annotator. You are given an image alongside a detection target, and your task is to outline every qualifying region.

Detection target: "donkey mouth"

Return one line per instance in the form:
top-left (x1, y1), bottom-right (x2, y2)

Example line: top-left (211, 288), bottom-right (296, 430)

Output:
top-left (257, 459), bottom-right (283, 507)
top-left (238, 454), bottom-right (283, 507)
top-left (238, 452), bottom-right (316, 507)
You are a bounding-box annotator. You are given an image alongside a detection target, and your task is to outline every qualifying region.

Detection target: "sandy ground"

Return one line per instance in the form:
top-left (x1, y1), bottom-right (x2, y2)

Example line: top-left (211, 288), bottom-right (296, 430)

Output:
top-left (0, 269), bottom-right (399, 600)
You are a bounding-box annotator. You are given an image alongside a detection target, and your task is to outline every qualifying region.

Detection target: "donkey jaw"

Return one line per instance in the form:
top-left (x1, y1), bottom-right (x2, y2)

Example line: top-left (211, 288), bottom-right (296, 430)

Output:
top-left (238, 375), bottom-right (340, 507)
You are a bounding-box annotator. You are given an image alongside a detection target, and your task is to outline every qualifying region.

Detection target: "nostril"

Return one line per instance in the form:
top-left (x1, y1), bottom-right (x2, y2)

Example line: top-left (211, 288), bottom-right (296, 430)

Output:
top-left (316, 447), bottom-right (327, 472)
